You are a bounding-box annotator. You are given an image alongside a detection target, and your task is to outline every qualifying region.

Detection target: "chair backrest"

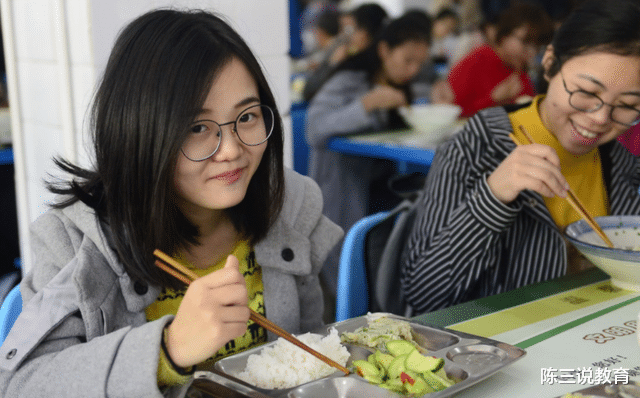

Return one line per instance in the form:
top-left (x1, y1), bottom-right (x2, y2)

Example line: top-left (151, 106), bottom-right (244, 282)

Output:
top-left (0, 284), bottom-right (22, 345)
top-left (335, 211), bottom-right (390, 322)
top-left (367, 200), bottom-right (419, 316)
top-left (335, 197), bottom-right (421, 322)
top-left (291, 107), bottom-right (309, 176)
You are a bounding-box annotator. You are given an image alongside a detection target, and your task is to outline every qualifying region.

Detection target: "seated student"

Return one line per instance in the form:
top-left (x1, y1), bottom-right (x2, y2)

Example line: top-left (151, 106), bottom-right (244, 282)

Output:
top-left (296, 9), bottom-right (342, 73)
top-left (428, 0), bottom-right (483, 33)
top-left (306, 13), bottom-right (431, 300)
top-left (340, 3), bottom-right (389, 60)
top-left (299, 0), bottom-right (340, 55)
top-left (404, 9), bottom-right (456, 104)
top-left (401, 0), bottom-right (640, 314)
top-left (447, 1), bottom-right (554, 117)
top-left (0, 9), bottom-right (342, 397)
top-left (303, 2), bottom-right (388, 102)
top-left (430, 8), bottom-right (461, 74)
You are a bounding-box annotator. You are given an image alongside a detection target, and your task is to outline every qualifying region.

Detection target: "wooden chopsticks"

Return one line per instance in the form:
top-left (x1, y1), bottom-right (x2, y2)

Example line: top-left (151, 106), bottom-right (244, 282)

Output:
top-left (510, 125), bottom-right (614, 248)
top-left (152, 249), bottom-right (350, 375)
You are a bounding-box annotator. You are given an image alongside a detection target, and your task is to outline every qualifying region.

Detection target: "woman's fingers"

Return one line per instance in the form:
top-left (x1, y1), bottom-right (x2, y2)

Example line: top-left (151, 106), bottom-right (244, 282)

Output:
top-left (514, 152), bottom-right (569, 195)
top-left (165, 254), bottom-right (250, 367)
top-left (487, 143), bottom-right (569, 203)
top-left (519, 144), bottom-right (569, 190)
top-left (199, 284), bottom-right (249, 308)
top-left (511, 173), bottom-right (557, 198)
top-left (195, 255), bottom-right (244, 289)
top-left (210, 303), bottom-right (251, 323)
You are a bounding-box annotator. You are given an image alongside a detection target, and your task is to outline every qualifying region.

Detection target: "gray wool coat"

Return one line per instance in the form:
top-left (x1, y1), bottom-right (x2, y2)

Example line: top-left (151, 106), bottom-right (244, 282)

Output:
top-left (0, 168), bottom-right (343, 398)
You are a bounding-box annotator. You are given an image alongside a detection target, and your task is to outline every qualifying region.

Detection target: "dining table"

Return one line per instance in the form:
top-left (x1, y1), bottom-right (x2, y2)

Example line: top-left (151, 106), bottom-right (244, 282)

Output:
top-left (411, 267), bottom-right (640, 397)
top-left (325, 120), bottom-right (465, 174)
top-left (326, 130), bottom-right (436, 174)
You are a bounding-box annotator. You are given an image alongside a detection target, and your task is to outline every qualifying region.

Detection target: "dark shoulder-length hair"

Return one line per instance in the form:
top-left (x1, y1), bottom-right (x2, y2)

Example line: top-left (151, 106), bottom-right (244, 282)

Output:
top-left (546, 0), bottom-right (640, 78)
top-left (48, 9), bottom-right (285, 289)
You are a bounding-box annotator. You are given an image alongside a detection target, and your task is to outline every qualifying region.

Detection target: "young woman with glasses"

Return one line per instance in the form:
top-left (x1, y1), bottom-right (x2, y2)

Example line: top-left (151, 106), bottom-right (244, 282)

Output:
top-left (0, 9), bottom-right (342, 397)
top-left (401, 0), bottom-right (640, 315)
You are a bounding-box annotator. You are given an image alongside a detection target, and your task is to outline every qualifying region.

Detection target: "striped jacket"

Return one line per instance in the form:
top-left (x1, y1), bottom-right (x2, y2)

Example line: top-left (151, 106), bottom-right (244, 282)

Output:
top-left (401, 106), bottom-right (640, 314)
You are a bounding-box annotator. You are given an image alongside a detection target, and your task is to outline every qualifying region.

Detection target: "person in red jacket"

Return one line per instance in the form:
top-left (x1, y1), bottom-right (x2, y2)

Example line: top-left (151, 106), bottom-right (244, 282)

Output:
top-left (448, 2), bottom-right (554, 117)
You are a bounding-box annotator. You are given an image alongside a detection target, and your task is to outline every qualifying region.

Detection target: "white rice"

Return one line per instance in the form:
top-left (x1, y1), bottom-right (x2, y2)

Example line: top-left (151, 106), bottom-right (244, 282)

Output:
top-left (235, 327), bottom-right (350, 389)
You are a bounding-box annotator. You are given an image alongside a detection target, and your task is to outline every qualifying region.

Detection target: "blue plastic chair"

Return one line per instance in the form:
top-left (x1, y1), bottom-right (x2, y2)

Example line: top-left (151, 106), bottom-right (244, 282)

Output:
top-left (0, 284), bottom-right (22, 345)
top-left (335, 211), bottom-right (390, 322)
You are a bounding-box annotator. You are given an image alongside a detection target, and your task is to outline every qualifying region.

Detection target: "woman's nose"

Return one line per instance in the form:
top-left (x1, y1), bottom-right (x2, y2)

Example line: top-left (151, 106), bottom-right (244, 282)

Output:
top-left (590, 104), bottom-right (613, 125)
top-left (213, 124), bottom-right (244, 160)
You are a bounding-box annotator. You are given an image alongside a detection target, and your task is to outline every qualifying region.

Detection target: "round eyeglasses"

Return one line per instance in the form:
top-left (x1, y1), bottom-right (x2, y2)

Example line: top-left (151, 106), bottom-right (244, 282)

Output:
top-left (181, 104), bottom-right (275, 161)
top-left (561, 71), bottom-right (640, 126)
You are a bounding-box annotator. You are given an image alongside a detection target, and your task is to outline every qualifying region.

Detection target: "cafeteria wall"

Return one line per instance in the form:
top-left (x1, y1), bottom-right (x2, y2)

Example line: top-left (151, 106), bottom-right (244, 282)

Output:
top-left (1, 0), bottom-right (291, 275)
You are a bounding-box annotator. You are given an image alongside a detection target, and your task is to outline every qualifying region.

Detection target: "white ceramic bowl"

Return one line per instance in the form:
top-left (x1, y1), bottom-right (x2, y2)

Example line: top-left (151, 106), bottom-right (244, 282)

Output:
top-left (565, 215), bottom-right (640, 292)
top-left (398, 104), bottom-right (462, 140)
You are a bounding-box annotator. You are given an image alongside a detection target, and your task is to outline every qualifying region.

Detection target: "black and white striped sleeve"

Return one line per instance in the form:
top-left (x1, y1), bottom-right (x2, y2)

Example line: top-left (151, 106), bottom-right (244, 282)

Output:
top-left (400, 122), bottom-right (520, 314)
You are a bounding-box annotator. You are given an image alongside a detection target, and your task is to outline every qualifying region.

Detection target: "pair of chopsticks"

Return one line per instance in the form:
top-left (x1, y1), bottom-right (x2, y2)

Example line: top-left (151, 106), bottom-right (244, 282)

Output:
top-left (153, 249), bottom-right (350, 375)
top-left (510, 125), bottom-right (614, 248)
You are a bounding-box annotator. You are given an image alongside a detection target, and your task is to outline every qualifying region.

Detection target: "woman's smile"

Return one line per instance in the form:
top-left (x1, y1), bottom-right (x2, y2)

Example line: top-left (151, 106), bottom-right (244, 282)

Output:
top-left (212, 167), bottom-right (245, 184)
top-left (570, 120), bottom-right (601, 143)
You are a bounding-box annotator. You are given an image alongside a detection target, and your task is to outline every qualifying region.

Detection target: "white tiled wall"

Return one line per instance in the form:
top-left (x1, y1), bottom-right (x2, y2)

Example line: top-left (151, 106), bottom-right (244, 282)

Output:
top-left (3, 0), bottom-right (291, 274)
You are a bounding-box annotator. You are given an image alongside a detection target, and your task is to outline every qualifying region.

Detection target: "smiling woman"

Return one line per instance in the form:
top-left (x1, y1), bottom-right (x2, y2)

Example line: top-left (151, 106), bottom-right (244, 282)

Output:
top-left (173, 58), bottom-right (271, 213)
top-left (401, 0), bottom-right (640, 315)
top-left (0, 9), bottom-right (343, 398)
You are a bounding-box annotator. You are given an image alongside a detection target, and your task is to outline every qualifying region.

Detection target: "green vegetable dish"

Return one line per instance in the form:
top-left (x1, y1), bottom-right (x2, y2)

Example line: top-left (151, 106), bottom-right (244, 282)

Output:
top-left (341, 317), bottom-right (458, 396)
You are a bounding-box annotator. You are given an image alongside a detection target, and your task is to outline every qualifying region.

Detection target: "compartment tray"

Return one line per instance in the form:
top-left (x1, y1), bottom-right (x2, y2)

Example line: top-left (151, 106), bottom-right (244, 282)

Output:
top-left (189, 313), bottom-right (526, 398)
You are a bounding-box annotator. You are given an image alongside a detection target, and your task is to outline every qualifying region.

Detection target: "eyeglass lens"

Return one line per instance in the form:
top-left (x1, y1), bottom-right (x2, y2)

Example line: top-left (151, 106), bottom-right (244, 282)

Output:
top-left (182, 104), bottom-right (274, 161)
top-left (569, 91), bottom-right (640, 126)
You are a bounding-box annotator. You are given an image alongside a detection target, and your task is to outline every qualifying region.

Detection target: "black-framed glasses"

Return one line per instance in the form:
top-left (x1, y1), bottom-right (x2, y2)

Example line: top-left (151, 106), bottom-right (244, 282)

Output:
top-left (560, 71), bottom-right (640, 126)
top-left (181, 104), bottom-right (275, 162)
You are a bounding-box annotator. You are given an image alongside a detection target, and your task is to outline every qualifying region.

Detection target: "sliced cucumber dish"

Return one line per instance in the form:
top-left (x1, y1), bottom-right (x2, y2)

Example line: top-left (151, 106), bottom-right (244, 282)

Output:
top-left (352, 340), bottom-right (454, 396)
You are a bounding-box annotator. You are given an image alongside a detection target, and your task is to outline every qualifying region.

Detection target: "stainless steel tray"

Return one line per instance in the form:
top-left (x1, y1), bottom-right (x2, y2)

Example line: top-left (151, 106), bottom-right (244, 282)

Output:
top-left (189, 313), bottom-right (526, 397)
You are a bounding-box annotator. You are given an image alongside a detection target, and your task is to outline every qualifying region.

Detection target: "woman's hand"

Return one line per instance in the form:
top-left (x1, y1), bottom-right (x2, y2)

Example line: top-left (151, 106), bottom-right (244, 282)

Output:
top-left (361, 85), bottom-right (408, 112)
top-left (164, 255), bottom-right (249, 368)
top-left (487, 143), bottom-right (570, 204)
top-left (491, 73), bottom-right (522, 104)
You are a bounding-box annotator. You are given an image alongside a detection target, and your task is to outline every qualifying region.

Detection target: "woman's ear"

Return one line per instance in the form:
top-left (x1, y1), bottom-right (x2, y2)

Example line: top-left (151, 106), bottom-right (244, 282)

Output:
top-left (541, 45), bottom-right (555, 82)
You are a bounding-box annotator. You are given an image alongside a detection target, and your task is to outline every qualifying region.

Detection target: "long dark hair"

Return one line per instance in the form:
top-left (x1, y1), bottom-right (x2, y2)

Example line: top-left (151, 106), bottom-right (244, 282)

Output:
top-left (546, 0), bottom-right (640, 78)
top-left (335, 12), bottom-right (431, 128)
top-left (48, 9), bottom-right (285, 289)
